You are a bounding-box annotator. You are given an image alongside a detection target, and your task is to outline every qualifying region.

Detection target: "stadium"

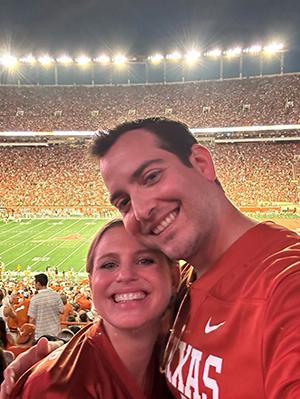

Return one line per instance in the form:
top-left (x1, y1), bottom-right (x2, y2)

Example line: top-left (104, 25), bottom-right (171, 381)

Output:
top-left (0, 43), bottom-right (299, 279)
top-left (1, 0), bottom-right (300, 390)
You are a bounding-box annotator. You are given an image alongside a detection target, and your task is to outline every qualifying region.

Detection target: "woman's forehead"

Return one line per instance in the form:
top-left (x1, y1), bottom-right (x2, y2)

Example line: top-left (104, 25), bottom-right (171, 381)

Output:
top-left (97, 225), bottom-right (146, 251)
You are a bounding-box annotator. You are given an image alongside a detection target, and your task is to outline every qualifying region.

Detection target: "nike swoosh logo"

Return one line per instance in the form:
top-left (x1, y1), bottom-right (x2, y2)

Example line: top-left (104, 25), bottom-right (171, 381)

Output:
top-left (205, 317), bottom-right (225, 334)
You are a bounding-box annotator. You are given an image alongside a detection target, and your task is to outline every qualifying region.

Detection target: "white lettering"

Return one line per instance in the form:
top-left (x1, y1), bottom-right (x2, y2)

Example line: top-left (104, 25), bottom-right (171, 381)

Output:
top-left (169, 341), bottom-right (193, 393)
top-left (203, 355), bottom-right (223, 399)
top-left (184, 348), bottom-right (202, 399)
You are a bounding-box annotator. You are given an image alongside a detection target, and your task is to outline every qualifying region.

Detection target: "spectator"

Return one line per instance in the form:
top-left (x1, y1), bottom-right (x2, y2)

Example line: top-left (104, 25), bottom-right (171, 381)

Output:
top-left (8, 324), bottom-right (35, 358)
top-left (28, 274), bottom-right (63, 341)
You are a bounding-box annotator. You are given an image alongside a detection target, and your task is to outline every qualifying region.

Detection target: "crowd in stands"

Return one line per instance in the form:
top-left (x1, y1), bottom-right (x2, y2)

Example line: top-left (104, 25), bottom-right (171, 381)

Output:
top-left (0, 74), bottom-right (299, 212)
top-left (0, 271), bottom-right (96, 383)
top-left (0, 274), bottom-right (93, 358)
top-left (0, 141), bottom-right (298, 213)
top-left (1, 74), bottom-right (300, 131)
top-left (210, 142), bottom-right (299, 205)
top-left (0, 144), bottom-right (115, 216)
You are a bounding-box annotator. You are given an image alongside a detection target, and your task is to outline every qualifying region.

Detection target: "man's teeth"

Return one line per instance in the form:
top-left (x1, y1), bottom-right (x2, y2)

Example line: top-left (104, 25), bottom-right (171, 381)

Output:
top-left (114, 292), bottom-right (146, 303)
top-left (152, 211), bottom-right (177, 235)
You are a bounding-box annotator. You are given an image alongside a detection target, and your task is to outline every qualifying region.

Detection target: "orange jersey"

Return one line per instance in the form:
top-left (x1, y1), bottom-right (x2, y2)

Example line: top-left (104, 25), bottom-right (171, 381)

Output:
top-left (75, 294), bottom-right (92, 311)
top-left (60, 303), bottom-right (74, 323)
top-left (14, 299), bottom-right (30, 327)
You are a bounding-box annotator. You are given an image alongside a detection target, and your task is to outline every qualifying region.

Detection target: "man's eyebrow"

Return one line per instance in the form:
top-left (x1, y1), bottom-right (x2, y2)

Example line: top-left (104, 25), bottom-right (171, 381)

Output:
top-left (131, 159), bottom-right (164, 181)
top-left (109, 159), bottom-right (164, 205)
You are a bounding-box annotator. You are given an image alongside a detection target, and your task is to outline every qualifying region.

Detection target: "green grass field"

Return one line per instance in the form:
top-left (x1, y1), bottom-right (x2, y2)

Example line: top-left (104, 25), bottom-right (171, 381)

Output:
top-left (0, 218), bottom-right (107, 273)
top-left (0, 215), bottom-right (299, 274)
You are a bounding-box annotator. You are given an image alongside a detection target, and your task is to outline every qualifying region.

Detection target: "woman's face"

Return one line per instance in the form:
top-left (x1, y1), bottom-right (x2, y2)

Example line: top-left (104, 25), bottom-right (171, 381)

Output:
top-left (89, 225), bottom-right (176, 332)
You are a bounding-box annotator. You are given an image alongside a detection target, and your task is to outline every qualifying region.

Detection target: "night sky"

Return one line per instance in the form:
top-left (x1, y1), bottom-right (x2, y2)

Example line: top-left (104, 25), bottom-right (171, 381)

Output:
top-left (1, 0), bottom-right (300, 56)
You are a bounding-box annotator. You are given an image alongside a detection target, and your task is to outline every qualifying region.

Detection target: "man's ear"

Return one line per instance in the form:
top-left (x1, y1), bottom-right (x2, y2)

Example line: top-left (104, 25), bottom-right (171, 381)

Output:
top-left (189, 144), bottom-right (216, 181)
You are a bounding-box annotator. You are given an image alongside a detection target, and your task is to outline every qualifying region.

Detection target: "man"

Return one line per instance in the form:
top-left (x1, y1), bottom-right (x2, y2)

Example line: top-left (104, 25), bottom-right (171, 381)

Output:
top-left (2, 118), bottom-right (300, 399)
top-left (28, 274), bottom-right (63, 340)
top-left (92, 117), bottom-right (300, 399)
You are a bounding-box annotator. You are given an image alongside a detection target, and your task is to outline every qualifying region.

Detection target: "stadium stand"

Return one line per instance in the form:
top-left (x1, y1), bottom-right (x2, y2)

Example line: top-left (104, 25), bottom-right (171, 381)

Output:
top-left (0, 141), bottom-right (298, 214)
top-left (0, 74), bottom-right (299, 214)
top-left (1, 74), bottom-right (300, 131)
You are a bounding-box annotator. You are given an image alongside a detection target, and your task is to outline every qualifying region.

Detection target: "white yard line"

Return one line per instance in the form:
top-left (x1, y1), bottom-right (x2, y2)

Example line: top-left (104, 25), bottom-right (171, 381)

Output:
top-left (4, 219), bottom-right (83, 265)
top-left (0, 220), bottom-right (49, 244)
top-left (29, 222), bottom-right (92, 269)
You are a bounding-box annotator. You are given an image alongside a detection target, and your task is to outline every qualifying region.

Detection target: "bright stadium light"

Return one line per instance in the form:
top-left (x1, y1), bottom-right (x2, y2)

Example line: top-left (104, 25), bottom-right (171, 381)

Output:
top-left (38, 55), bottom-right (54, 65)
top-left (244, 44), bottom-right (262, 54)
top-left (113, 54), bottom-right (127, 65)
top-left (0, 54), bottom-right (18, 68)
top-left (263, 42), bottom-right (284, 54)
top-left (57, 55), bottom-right (73, 64)
top-left (205, 48), bottom-right (222, 57)
top-left (75, 55), bottom-right (91, 65)
top-left (19, 54), bottom-right (36, 64)
top-left (166, 51), bottom-right (182, 61)
top-left (225, 47), bottom-right (242, 57)
top-left (185, 49), bottom-right (201, 64)
top-left (148, 53), bottom-right (164, 64)
top-left (94, 54), bottom-right (110, 64)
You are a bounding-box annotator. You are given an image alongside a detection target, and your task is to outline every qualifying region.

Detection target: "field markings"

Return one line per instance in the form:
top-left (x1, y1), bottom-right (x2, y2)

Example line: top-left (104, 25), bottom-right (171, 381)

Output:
top-left (37, 225), bottom-right (95, 272)
top-left (0, 220), bottom-right (50, 244)
top-left (0, 220), bottom-right (56, 254)
top-left (0, 222), bottom-right (24, 234)
top-left (4, 219), bottom-right (83, 265)
top-left (0, 220), bottom-right (36, 236)
top-left (29, 222), bottom-right (92, 269)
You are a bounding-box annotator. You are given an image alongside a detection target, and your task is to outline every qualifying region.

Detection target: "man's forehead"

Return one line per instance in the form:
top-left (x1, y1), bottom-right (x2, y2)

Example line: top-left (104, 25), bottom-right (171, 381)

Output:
top-left (112, 128), bottom-right (160, 151)
top-left (99, 129), bottom-right (163, 173)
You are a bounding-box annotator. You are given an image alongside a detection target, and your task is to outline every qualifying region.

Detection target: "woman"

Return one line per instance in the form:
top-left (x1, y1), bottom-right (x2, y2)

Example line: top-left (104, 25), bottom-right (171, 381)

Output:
top-left (9, 220), bottom-right (179, 398)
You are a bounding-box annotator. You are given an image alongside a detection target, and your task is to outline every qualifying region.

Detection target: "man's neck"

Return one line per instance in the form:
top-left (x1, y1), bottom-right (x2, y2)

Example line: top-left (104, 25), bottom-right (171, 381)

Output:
top-left (190, 204), bottom-right (257, 276)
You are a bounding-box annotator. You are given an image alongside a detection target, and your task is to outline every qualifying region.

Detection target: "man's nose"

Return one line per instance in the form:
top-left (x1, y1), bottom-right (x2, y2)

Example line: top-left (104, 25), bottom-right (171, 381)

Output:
top-left (131, 192), bottom-right (156, 222)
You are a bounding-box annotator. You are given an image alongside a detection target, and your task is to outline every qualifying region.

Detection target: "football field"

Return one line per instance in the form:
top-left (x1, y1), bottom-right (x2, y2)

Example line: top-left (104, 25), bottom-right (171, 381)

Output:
top-left (0, 216), bottom-right (299, 274)
top-left (0, 218), bottom-right (107, 272)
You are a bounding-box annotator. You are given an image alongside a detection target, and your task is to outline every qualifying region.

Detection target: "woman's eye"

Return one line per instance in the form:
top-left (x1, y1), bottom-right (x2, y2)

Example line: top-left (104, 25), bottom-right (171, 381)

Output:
top-left (100, 262), bottom-right (117, 270)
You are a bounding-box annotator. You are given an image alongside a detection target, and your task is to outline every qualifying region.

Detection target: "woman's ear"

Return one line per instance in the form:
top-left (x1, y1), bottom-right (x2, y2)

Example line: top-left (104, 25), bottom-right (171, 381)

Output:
top-left (189, 144), bottom-right (216, 182)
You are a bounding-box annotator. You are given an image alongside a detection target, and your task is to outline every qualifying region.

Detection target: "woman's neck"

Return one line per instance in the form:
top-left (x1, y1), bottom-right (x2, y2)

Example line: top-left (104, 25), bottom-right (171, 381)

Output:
top-left (103, 321), bottom-right (160, 390)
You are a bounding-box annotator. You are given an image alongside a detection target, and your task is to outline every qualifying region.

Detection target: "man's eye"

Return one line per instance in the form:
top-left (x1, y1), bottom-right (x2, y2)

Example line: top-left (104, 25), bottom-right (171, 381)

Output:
top-left (138, 258), bottom-right (155, 266)
top-left (144, 170), bottom-right (161, 185)
top-left (116, 198), bottom-right (130, 213)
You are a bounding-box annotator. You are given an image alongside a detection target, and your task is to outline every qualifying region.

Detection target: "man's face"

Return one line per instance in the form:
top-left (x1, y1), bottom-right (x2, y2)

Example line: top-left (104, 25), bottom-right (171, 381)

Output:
top-left (100, 129), bottom-right (218, 263)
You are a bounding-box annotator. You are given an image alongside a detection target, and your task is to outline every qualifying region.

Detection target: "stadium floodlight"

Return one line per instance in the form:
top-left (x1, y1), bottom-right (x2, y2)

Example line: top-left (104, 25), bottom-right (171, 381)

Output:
top-left (75, 55), bottom-right (91, 65)
top-left (19, 54), bottom-right (36, 64)
top-left (244, 45), bottom-right (262, 54)
top-left (225, 47), bottom-right (242, 57)
top-left (38, 55), bottom-right (54, 65)
top-left (205, 48), bottom-right (222, 57)
top-left (57, 55), bottom-right (73, 64)
top-left (263, 42), bottom-right (284, 54)
top-left (166, 51), bottom-right (182, 61)
top-left (113, 54), bottom-right (127, 65)
top-left (0, 54), bottom-right (18, 68)
top-left (148, 53), bottom-right (164, 64)
top-left (94, 54), bottom-right (110, 64)
top-left (185, 49), bottom-right (201, 64)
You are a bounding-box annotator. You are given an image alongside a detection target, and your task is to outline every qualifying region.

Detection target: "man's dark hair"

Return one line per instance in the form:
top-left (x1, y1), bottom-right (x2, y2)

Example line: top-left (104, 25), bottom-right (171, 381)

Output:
top-left (34, 273), bottom-right (48, 287)
top-left (91, 117), bottom-right (197, 167)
